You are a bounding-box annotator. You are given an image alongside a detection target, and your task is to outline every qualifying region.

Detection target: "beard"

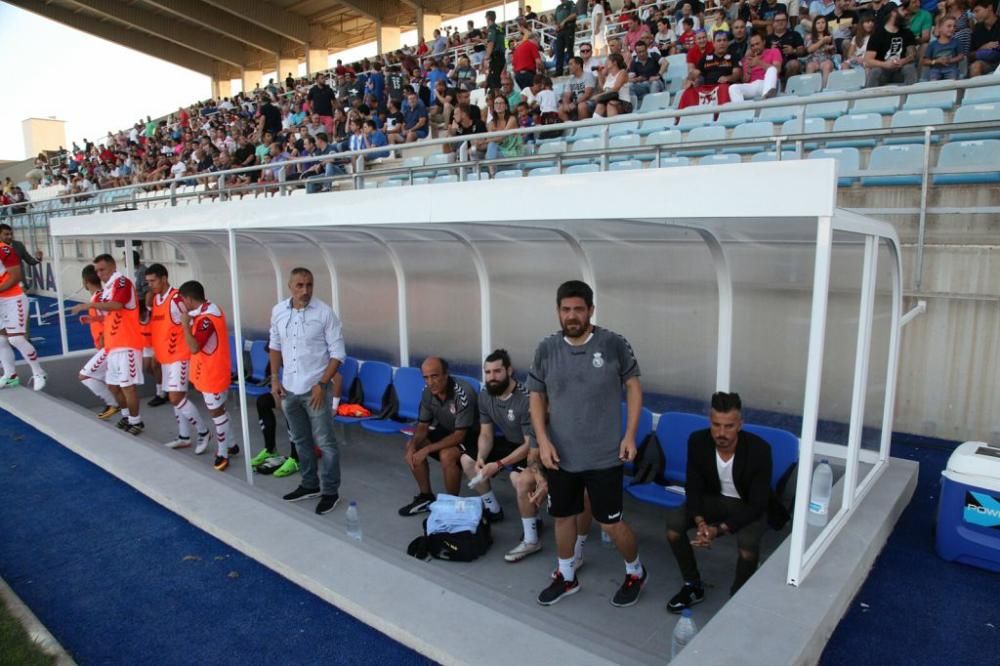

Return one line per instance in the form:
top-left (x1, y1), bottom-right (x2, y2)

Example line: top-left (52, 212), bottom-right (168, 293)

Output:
top-left (485, 376), bottom-right (511, 396)
top-left (561, 318), bottom-right (588, 339)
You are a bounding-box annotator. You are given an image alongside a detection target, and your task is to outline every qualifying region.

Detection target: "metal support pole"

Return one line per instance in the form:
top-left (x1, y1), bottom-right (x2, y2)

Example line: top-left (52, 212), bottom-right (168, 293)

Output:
top-left (915, 126), bottom-right (933, 291)
top-left (53, 237), bottom-right (69, 355)
top-left (227, 227), bottom-right (255, 487)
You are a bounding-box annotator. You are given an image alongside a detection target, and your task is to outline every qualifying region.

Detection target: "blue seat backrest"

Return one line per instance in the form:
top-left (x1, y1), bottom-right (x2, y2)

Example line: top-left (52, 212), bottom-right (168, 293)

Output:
top-left (656, 412), bottom-right (711, 484)
top-left (393, 366), bottom-right (426, 419)
top-left (339, 356), bottom-right (359, 399)
top-left (742, 424), bottom-right (800, 489)
top-left (358, 361), bottom-right (393, 411)
top-left (620, 402), bottom-right (655, 442)
top-left (452, 374), bottom-right (482, 395)
top-left (248, 340), bottom-right (269, 383)
top-left (228, 335), bottom-right (238, 370)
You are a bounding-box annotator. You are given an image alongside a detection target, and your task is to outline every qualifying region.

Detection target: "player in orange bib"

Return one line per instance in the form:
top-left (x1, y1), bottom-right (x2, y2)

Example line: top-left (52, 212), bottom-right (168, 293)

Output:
top-left (0, 231), bottom-right (46, 391)
top-left (76, 265), bottom-right (118, 419)
top-left (144, 264), bottom-right (209, 452)
top-left (178, 280), bottom-right (238, 472)
top-left (70, 254), bottom-right (146, 435)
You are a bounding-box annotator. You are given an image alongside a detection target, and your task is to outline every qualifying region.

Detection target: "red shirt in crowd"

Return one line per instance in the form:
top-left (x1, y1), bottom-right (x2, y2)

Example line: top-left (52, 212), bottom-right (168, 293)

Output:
top-left (512, 38), bottom-right (541, 73)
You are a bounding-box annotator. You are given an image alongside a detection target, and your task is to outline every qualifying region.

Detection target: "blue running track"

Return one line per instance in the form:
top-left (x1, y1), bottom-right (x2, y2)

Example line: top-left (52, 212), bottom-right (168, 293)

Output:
top-left (0, 408), bottom-right (433, 666)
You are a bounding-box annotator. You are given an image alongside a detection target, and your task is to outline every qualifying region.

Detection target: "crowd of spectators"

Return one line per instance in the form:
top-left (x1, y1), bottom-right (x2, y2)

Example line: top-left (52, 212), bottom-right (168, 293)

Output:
top-left (3, 0), bottom-right (997, 210)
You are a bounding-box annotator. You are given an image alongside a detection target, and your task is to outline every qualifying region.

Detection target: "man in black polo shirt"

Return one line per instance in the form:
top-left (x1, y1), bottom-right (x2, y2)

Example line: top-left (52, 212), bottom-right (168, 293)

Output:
top-left (679, 31), bottom-right (740, 108)
top-left (765, 9), bottom-right (805, 78)
top-left (665, 392), bottom-right (787, 612)
top-left (529, 280), bottom-right (647, 608)
top-left (307, 73), bottom-right (337, 135)
top-left (399, 357), bottom-right (480, 516)
top-left (629, 40), bottom-right (668, 105)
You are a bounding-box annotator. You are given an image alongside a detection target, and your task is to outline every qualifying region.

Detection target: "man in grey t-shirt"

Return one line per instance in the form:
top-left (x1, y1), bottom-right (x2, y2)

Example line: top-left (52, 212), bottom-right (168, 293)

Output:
top-left (529, 280), bottom-right (647, 608)
top-left (558, 57), bottom-right (597, 121)
top-left (398, 356), bottom-right (480, 516)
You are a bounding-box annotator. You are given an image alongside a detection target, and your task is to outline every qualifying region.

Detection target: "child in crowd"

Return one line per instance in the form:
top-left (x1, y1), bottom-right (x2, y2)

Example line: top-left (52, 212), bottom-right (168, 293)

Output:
top-left (677, 17), bottom-right (697, 53)
top-left (922, 16), bottom-right (963, 80)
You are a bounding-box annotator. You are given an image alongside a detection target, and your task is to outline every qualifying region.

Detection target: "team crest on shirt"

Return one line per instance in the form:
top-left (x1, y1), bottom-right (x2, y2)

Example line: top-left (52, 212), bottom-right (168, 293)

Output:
top-left (507, 408), bottom-right (515, 422)
top-left (592, 352), bottom-right (604, 368)
top-left (449, 403), bottom-right (456, 414)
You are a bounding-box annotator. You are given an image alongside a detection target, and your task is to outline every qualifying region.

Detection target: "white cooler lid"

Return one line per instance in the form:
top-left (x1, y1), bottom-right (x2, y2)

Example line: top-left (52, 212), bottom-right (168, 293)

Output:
top-left (943, 441), bottom-right (1000, 493)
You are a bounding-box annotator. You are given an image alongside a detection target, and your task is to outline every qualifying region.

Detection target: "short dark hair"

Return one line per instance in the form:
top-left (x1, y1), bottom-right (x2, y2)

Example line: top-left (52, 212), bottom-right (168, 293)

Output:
top-left (556, 280), bottom-right (594, 308)
top-left (178, 280), bottom-right (205, 301)
top-left (974, 0), bottom-right (995, 9)
top-left (94, 253), bottom-right (115, 265)
top-left (315, 132), bottom-right (329, 143)
top-left (0, 223), bottom-right (11, 233)
top-left (82, 265), bottom-right (100, 286)
top-left (711, 391), bottom-right (742, 413)
top-left (570, 56), bottom-right (584, 67)
top-left (144, 263), bottom-right (168, 278)
top-left (485, 348), bottom-right (512, 368)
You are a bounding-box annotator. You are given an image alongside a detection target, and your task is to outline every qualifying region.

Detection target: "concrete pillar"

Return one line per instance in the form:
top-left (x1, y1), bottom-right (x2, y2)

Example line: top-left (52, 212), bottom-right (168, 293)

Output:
top-left (376, 22), bottom-right (401, 55)
top-left (242, 68), bottom-right (263, 93)
top-left (417, 10), bottom-right (442, 44)
top-left (211, 76), bottom-right (232, 100)
top-left (278, 57), bottom-right (299, 83)
top-left (306, 48), bottom-right (328, 75)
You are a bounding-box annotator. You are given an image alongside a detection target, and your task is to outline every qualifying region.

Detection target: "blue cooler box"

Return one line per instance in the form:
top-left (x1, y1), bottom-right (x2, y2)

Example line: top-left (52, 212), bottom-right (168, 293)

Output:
top-left (936, 441), bottom-right (1000, 573)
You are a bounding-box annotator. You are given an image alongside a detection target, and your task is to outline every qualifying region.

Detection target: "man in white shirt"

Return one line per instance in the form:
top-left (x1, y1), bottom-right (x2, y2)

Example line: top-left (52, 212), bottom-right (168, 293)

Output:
top-left (269, 267), bottom-right (347, 515)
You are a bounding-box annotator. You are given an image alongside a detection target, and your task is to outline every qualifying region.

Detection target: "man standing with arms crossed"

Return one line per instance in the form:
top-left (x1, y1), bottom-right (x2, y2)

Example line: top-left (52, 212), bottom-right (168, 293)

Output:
top-left (70, 254), bottom-right (144, 434)
top-left (270, 268), bottom-right (346, 515)
top-left (145, 264), bottom-right (210, 452)
top-left (529, 280), bottom-right (647, 607)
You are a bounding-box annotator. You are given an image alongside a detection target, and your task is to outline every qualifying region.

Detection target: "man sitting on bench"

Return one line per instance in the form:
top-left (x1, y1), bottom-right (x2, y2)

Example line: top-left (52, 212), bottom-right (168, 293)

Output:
top-left (664, 391), bottom-right (778, 613)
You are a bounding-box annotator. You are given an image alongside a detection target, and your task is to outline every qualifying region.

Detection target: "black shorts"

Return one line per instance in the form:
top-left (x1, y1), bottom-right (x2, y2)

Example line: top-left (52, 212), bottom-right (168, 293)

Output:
top-left (425, 425), bottom-right (478, 461)
top-left (546, 465), bottom-right (624, 524)
top-left (473, 437), bottom-right (528, 471)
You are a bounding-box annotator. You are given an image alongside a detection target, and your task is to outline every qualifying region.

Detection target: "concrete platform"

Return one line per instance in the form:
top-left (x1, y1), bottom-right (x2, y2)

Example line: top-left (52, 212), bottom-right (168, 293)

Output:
top-left (2, 354), bottom-right (918, 665)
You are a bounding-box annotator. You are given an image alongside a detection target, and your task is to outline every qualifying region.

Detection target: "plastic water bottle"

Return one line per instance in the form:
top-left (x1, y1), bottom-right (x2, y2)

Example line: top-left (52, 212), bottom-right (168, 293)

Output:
top-left (346, 501), bottom-right (362, 541)
top-left (808, 459), bottom-right (833, 527)
top-left (601, 529), bottom-right (615, 548)
top-left (671, 608), bottom-right (698, 659)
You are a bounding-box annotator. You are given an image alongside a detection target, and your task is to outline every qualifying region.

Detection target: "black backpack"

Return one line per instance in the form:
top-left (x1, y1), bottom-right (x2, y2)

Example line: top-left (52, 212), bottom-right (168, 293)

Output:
top-left (407, 516), bottom-right (493, 562)
top-left (629, 432), bottom-right (666, 486)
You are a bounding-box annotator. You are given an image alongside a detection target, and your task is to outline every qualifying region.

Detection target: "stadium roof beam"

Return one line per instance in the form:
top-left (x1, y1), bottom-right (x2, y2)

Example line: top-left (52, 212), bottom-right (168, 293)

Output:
top-left (139, 0), bottom-right (284, 55)
top-left (199, 0), bottom-right (310, 44)
top-left (64, 0), bottom-right (268, 69)
top-left (6, 0), bottom-right (221, 77)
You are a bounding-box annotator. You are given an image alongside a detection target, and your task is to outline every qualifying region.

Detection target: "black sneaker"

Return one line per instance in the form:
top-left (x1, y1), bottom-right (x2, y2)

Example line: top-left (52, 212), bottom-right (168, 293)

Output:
top-left (125, 421), bottom-right (145, 436)
top-left (283, 486), bottom-right (322, 502)
top-left (315, 494), bottom-right (340, 515)
top-left (537, 572), bottom-right (580, 606)
top-left (147, 395), bottom-right (168, 407)
top-left (667, 582), bottom-right (705, 614)
top-left (486, 507), bottom-right (505, 524)
top-left (115, 417), bottom-right (129, 430)
top-left (611, 567), bottom-right (649, 608)
top-left (227, 444), bottom-right (240, 456)
top-left (398, 493), bottom-right (435, 516)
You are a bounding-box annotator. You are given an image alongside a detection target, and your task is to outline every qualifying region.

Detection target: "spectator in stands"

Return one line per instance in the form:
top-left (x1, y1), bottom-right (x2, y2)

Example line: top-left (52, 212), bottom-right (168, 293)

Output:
top-left (513, 28), bottom-right (544, 90)
top-left (729, 18), bottom-right (750, 62)
top-left (864, 4), bottom-right (918, 86)
top-left (653, 17), bottom-right (678, 54)
top-left (359, 119), bottom-right (390, 160)
top-left (592, 0), bottom-right (610, 56)
top-left (826, 0), bottom-right (859, 57)
top-left (969, 0), bottom-right (1000, 77)
top-left (922, 16), bottom-right (964, 79)
top-left (400, 89), bottom-right (430, 143)
top-left (452, 55), bottom-right (477, 91)
top-left (686, 29), bottom-right (713, 75)
top-left (301, 133), bottom-right (343, 194)
top-left (484, 11), bottom-right (507, 89)
top-left (680, 30), bottom-right (739, 108)
top-left (729, 32), bottom-right (782, 101)
top-left (665, 392), bottom-right (787, 613)
top-left (501, 78), bottom-right (522, 110)
top-left (709, 8), bottom-right (731, 39)
top-left (432, 29), bottom-right (448, 56)
top-left (554, 0), bottom-right (579, 75)
top-left (809, 0), bottom-right (835, 18)
top-left (678, 1), bottom-right (704, 31)
top-left (940, 0), bottom-right (973, 59)
top-left (678, 18), bottom-right (698, 53)
top-left (307, 74), bottom-right (336, 135)
top-left (625, 14), bottom-right (654, 54)
top-left (629, 40), bottom-right (668, 104)
top-left (766, 10), bottom-right (806, 78)
top-left (485, 96), bottom-right (521, 174)
top-left (595, 52), bottom-right (634, 117)
top-left (804, 16), bottom-right (838, 86)
top-left (446, 103), bottom-right (488, 157)
top-left (559, 56), bottom-right (598, 121)
top-left (740, 0), bottom-right (783, 31)
top-left (843, 11), bottom-right (876, 70)
top-left (258, 97), bottom-right (282, 138)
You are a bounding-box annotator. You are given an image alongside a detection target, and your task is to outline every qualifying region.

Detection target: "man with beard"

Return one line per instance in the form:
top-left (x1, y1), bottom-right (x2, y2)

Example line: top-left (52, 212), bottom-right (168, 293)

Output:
top-left (529, 280), bottom-right (646, 608)
top-left (461, 349), bottom-right (546, 560)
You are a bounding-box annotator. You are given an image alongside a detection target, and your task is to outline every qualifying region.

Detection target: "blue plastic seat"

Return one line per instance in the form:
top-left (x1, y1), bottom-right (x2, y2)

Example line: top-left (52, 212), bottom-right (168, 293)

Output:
top-left (780, 117), bottom-right (825, 150)
top-left (827, 113), bottom-right (882, 148)
top-left (808, 147), bottom-right (861, 186)
top-left (565, 163), bottom-right (600, 174)
top-left (339, 356), bottom-right (359, 400)
top-left (243, 340), bottom-right (271, 396)
top-left (675, 112), bottom-right (714, 130)
top-left (424, 152), bottom-right (455, 177)
top-left (932, 140), bottom-right (1000, 185)
top-left (962, 84), bottom-right (1000, 105)
top-left (717, 108), bottom-right (756, 128)
top-left (885, 108), bottom-right (945, 145)
top-left (609, 120), bottom-right (639, 137)
top-left (638, 117), bottom-right (678, 136)
top-left (567, 125), bottom-right (603, 143)
top-left (903, 89), bottom-right (957, 112)
top-left (950, 104), bottom-right (1000, 141)
top-left (609, 134), bottom-right (653, 161)
top-left (644, 129), bottom-right (682, 148)
top-left (336, 360), bottom-right (394, 423)
top-left (679, 125), bottom-right (726, 156)
top-left (493, 169), bottom-right (524, 179)
top-left (752, 150), bottom-right (799, 162)
top-left (742, 424), bottom-right (800, 489)
top-left (805, 98), bottom-right (849, 120)
top-left (624, 412), bottom-right (709, 508)
top-left (663, 53), bottom-right (688, 82)
top-left (862, 145), bottom-right (925, 186)
top-left (361, 366), bottom-right (426, 434)
top-left (433, 174), bottom-right (458, 183)
top-left (452, 374), bottom-right (481, 394)
top-left (622, 404), bottom-right (656, 476)
top-left (784, 73), bottom-right (822, 97)
top-left (850, 94), bottom-right (901, 116)
top-left (524, 140), bottom-right (567, 169)
top-left (564, 137), bottom-right (602, 166)
top-left (527, 166), bottom-right (559, 177)
top-left (639, 91), bottom-right (672, 113)
top-left (228, 335), bottom-right (239, 378)
top-left (758, 105), bottom-right (800, 124)
top-left (659, 156), bottom-right (691, 168)
top-left (609, 159), bottom-right (644, 171)
top-left (700, 153), bottom-right (742, 165)
top-left (387, 156), bottom-right (425, 180)
top-left (722, 121), bottom-right (773, 154)
top-left (823, 68), bottom-right (865, 93)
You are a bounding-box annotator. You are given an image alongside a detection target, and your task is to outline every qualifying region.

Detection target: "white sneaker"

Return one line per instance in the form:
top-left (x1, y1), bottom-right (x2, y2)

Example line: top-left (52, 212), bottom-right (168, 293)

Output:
top-left (505, 540), bottom-right (542, 563)
top-left (165, 438), bottom-right (192, 449)
top-left (195, 431), bottom-right (211, 455)
top-left (30, 373), bottom-right (47, 392)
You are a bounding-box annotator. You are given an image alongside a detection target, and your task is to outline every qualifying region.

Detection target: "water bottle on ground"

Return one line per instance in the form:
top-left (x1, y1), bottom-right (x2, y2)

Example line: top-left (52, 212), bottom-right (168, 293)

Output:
top-left (346, 501), bottom-right (362, 541)
top-left (671, 608), bottom-right (698, 660)
top-left (601, 529), bottom-right (615, 548)
top-left (808, 459), bottom-right (833, 527)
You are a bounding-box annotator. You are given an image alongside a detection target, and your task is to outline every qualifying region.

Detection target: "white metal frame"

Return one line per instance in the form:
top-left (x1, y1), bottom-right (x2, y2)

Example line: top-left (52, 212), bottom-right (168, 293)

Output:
top-left (46, 162), bottom-right (907, 586)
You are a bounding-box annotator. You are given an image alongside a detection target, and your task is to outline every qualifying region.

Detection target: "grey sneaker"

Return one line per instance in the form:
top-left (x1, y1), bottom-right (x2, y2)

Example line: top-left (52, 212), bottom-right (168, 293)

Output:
top-left (505, 540), bottom-right (542, 563)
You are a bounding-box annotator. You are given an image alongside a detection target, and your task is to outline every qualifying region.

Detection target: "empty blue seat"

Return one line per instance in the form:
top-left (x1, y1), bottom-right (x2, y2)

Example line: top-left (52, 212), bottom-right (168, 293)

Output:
top-left (564, 137), bottom-right (602, 166)
top-left (679, 125), bottom-right (726, 156)
top-left (622, 404), bottom-right (656, 475)
top-left (339, 356), bottom-right (359, 400)
top-left (609, 120), bottom-right (639, 137)
top-left (828, 113), bottom-right (882, 148)
top-left (717, 108), bottom-right (756, 128)
top-left (336, 360), bottom-right (394, 423)
top-left (433, 174), bottom-right (458, 183)
top-left (851, 94), bottom-right (901, 116)
top-left (230, 340), bottom-right (270, 396)
top-left (962, 84), bottom-right (1000, 105)
top-left (742, 424), bottom-right (800, 490)
top-left (950, 103), bottom-right (1000, 141)
top-left (752, 150), bottom-right (799, 162)
top-left (624, 412), bottom-right (709, 508)
top-left (700, 153), bottom-right (742, 165)
top-left (644, 129), bottom-right (682, 148)
top-left (723, 121), bottom-right (773, 154)
top-left (527, 166), bottom-right (559, 177)
top-left (903, 89), bottom-right (957, 111)
top-left (780, 117), bottom-right (825, 150)
top-left (823, 68), bottom-right (865, 92)
top-left (567, 125), bottom-right (603, 143)
top-left (663, 53), bottom-right (688, 81)
top-left (886, 108), bottom-right (945, 145)
top-left (493, 169), bottom-right (524, 179)
top-left (638, 117), bottom-right (678, 136)
top-left (228, 335), bottom-right (239, 378)
top-left (676, 112), bottom-right (714, 130)
top-left (609, 134), bottom-right (649, 162)
top-left (785, 73), bottom-right (822, 96)
top-left (862, 144), bottom-right (925, 186)
top-left (758, 105), bottom-right (800, 124)
top-left (639, 91), bottom-right (672, 113)
top-left (932, 140), bottom-right (1000, 185)
top-left (659, 156), bottom-right (691, 168)
top-left (525, 140), bottom-right (567, 169)
top-left (609, 159), bottom-right (644, 171)
top-left (805, 98), bottom-right (849, 120)
top-left (424, 152), bottom-right (455, 177)
top-left (565, 163), bottom-right (600, 174)
top-left (387, 156), bottom-right (425, 180)
top-left (361, 366), bottom-right (426, 434)
top-left (808, 147), bottom-right (861, 186)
